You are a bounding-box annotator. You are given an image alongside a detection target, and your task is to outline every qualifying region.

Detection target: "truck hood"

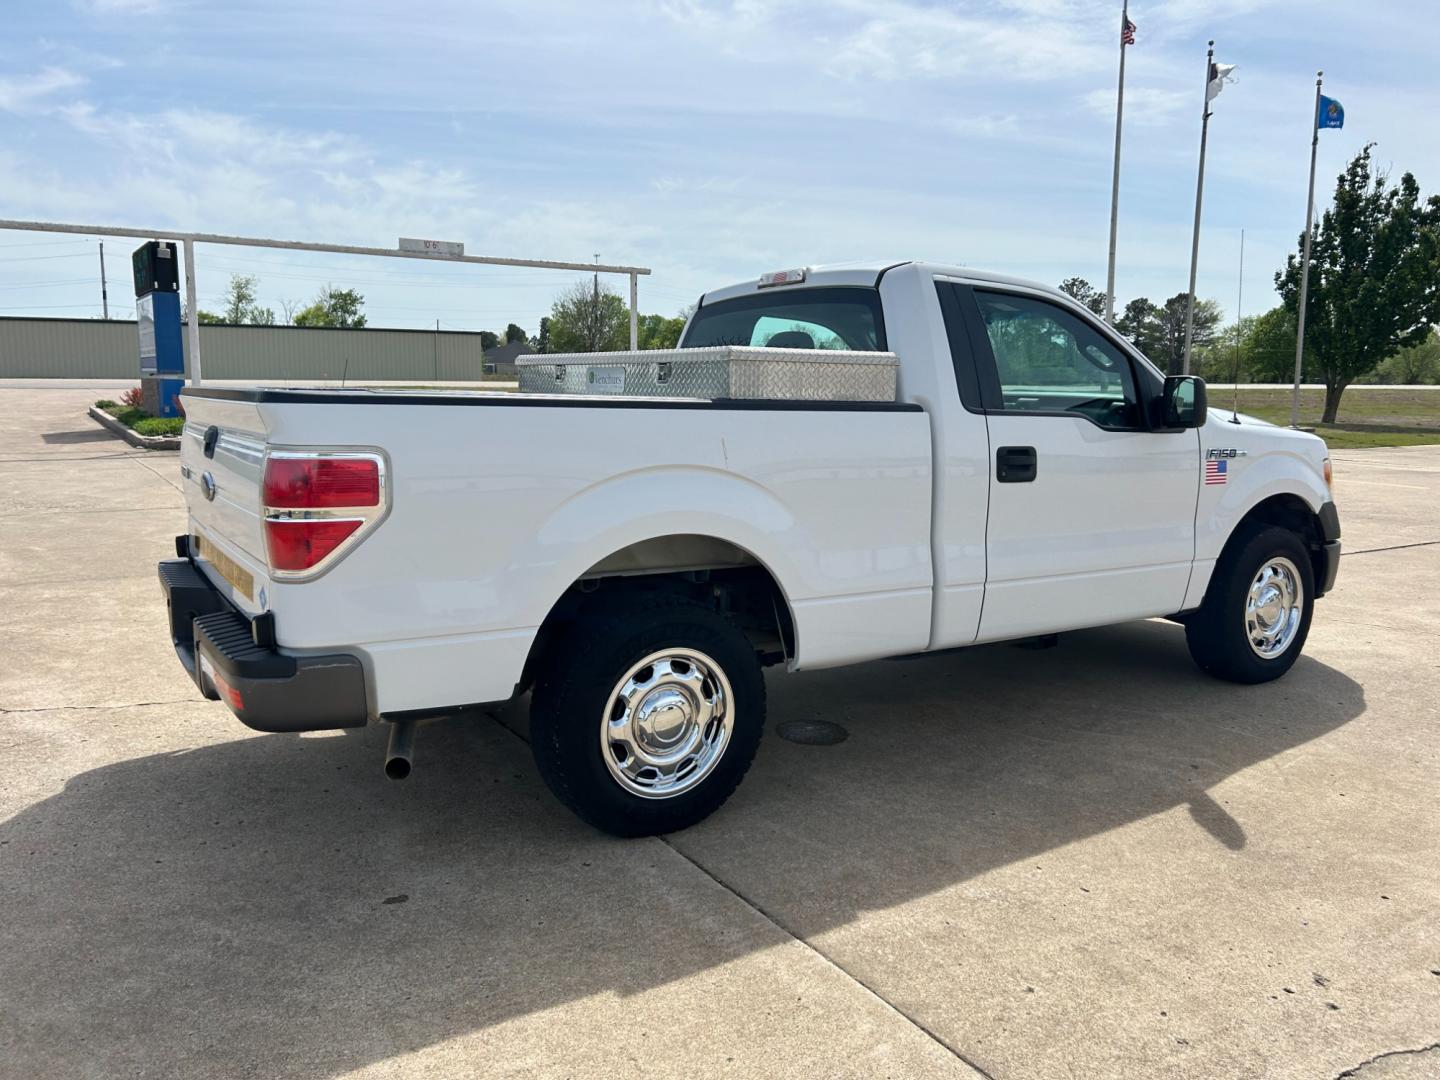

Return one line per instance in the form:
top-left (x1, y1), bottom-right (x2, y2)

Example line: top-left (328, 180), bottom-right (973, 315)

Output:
top-left (1212, 410), bottom-right (1275, 429)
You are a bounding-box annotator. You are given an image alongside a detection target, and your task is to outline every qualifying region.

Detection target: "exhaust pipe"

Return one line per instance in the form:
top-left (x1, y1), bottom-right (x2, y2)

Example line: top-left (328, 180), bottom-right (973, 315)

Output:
top-left (384, 719), bottom-right (416, 780)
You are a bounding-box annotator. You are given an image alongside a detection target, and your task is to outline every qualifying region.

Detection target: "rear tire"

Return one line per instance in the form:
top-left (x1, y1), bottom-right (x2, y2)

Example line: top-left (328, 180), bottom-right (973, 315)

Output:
top-left (1185, 524), bottom-right (1314, 684)
top-left (530, 593), bottom-right (765, 837)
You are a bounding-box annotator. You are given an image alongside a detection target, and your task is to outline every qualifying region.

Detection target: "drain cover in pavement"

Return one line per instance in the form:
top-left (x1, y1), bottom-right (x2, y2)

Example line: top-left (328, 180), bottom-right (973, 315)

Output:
top-left (776, 719), bottom-right (849, 745)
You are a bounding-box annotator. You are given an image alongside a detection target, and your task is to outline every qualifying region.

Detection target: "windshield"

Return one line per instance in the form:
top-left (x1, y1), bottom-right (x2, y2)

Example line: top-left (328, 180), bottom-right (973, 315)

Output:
top-left (681, 287), bottom-right (886, 351)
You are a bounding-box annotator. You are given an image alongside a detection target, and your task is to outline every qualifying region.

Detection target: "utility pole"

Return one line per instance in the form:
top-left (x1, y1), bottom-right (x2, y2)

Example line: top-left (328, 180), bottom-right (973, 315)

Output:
top-left (98, 240), bottom-right (109, 319)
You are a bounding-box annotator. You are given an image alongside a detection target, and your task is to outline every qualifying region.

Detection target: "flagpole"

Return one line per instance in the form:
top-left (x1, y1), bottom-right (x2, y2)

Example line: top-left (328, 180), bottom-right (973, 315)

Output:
top-left (1290, 71), bottom-right (1323, 429)
top-left (1181, 40), bottom-right (1215, 376)
top-left (1103, 0), bottom-right (1129, 324)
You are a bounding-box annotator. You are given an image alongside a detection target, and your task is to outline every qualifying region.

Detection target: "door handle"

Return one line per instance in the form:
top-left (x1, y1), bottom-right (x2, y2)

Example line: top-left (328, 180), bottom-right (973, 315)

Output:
top-left (996, 445), bottom-right (1037, 483)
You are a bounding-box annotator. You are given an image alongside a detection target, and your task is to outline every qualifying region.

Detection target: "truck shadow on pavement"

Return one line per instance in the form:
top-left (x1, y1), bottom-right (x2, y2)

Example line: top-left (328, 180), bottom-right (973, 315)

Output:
top-left (0, 619), bottom-right (1364, 1077)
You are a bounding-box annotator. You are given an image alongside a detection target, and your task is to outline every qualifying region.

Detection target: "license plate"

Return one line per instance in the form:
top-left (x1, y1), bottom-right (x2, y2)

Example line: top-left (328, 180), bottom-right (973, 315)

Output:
top-left (194, 532), bottom-right (255, 601)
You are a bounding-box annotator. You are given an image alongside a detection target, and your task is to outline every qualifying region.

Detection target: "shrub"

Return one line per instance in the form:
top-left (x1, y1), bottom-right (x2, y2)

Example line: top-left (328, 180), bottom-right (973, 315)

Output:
top-left (94, 399), bottom-right (119, 411)
top-left (120, 386), bottom-right (144, 408)
top-left (132, 417), bottom-right (185, 438)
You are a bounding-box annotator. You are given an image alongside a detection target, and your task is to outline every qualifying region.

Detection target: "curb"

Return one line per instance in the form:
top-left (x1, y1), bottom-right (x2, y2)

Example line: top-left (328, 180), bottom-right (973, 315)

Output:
top-left (87, 406), bottom-right (182, 451)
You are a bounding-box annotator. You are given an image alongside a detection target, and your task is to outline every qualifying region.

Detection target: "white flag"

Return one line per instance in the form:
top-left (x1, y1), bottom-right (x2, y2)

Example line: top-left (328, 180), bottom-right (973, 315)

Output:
top-left (1207, 61), bottom-right (1237, 101)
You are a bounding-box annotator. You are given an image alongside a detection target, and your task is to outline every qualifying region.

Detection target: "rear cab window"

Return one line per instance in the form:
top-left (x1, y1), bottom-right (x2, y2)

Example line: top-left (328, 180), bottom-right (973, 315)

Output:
top-left (681, 287), bottom-right (887, 351)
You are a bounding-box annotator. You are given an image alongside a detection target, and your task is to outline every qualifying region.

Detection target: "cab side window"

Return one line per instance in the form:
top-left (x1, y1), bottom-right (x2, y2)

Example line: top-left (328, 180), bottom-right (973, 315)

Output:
top-left (974, 291), bottom-right (1142, 430)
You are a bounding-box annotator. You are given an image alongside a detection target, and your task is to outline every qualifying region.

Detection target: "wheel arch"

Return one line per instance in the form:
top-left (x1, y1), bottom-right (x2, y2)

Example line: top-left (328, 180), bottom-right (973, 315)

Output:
top-left (517, 532), bottom-right (799, 697)
top-left (1214, 492), bottom-right (1330, 599)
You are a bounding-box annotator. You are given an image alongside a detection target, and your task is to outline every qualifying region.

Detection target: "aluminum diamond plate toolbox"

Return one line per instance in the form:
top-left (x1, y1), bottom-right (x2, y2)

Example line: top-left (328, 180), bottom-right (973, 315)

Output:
top-left (515, 346), bottom-right (898, 402)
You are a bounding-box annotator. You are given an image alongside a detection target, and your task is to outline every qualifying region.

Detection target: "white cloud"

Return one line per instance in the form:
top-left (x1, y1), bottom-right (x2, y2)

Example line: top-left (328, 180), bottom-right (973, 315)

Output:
top-left (77, 0), bottom-right (170, 13)
top-left (0, 67), bottom-right (85, 113)
top-left (1084, 86), bottom-right (1192, 128)
top-left (821, 0), bottom-right (1112, 83)
top-left (943, 113), bottom-right (1022, 138)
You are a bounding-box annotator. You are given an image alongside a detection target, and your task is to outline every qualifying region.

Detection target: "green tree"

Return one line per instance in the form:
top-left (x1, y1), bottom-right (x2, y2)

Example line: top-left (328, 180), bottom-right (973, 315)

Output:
top-left (1371, 327), bottom-right (1440, 384)
top-left (1058, 277), bottom-right (1108, 316)
top-left (196, 310), bottom-right (223, 325)
top-left (504, 323), bottom-right (527, 344)
top-left (1277, 144), bottom-right (1440, 421)
top-left (547, 280), bottom-right (629, 353)
top-left (293, 285), bottom-right (367, 329)
top-left (1115, 297), bottom-right (1162, 359)
top-left (532, 317), bottom-right (551, 354)
top-left (1234, 306), bottom-right (1309, 383)
top-left (479, 330), bottom-right (500, 350)
top-left (636, 313), bottom-right (685, 350)
top-left (1115, 293), bottom-right (1221, 375)
top-left (220, 273), bottom-right (275, 325)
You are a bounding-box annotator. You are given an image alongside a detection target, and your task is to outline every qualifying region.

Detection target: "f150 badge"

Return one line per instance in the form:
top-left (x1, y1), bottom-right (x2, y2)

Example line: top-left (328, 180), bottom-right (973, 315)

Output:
top-left (1204, 449), bottom-right (1245, 486)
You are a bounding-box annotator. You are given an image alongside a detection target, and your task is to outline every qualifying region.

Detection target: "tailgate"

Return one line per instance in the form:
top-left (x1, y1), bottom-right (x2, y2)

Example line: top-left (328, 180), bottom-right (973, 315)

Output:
top-left (179, 394), bottom-right (270, 614)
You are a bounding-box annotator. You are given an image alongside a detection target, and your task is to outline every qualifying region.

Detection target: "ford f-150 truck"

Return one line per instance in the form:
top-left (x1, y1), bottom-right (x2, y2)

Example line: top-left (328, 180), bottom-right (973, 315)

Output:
top-left (159, 261), bottom-right (1341, 836)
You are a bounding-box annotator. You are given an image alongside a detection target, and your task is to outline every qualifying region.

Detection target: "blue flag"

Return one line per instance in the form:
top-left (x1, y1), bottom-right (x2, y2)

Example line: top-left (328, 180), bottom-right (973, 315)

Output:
top-left (1318, 95), bottom-right (1344, 129)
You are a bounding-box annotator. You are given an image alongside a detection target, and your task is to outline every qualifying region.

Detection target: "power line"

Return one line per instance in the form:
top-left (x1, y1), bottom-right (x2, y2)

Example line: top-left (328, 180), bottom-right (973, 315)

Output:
top-left (197, 253), bottom-right (587, 287)
top-left (0, 278), bottom-right (99, 290)
top-left (0, 303), bottom-right (105, 311)
top-left (0, 238), bottom-right (94, 249)
top-left (0, 252), bottom-right (94, 263)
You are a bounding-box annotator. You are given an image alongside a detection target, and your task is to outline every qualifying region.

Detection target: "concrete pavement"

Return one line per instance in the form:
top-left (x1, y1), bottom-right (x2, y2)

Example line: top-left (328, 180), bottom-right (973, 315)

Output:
top-left (2, 383), bottom-right (1437, 1078)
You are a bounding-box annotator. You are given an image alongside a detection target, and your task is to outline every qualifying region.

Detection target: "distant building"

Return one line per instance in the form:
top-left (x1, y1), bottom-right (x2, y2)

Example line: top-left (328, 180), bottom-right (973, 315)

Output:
top-left (484, 340), bottom-right (532, 376)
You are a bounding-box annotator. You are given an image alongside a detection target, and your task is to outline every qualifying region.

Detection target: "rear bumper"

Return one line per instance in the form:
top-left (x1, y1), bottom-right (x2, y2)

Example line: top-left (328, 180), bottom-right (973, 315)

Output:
top-left (159, 554), bottom-right (369, 732)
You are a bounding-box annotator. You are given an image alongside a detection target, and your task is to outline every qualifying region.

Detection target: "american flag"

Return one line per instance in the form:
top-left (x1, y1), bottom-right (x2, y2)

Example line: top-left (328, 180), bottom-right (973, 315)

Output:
top-left (1121, 17), bottom-right (1136, 45)
top-left (1204, 459), bottom-right (1228, 485)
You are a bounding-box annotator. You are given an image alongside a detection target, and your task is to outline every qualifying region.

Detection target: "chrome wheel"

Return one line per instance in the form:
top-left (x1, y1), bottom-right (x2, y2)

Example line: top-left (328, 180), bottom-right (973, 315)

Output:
top-left (1245, 556), bottom-right (1303, 659)
top-left (600, 648), bottom-right (733, 799)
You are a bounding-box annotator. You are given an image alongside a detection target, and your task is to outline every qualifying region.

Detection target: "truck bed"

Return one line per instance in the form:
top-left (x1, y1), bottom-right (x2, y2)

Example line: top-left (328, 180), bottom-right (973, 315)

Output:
top-left (177, 385), bottom-right (934, 717)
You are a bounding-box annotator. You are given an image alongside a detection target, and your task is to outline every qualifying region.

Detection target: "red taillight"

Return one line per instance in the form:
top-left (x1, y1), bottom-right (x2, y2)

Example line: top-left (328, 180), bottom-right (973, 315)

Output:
top-left (263, 456), bottom-right (380, 509)
top-left (265, 518), bottom-right (364, 572)
top-left (261, 452), bottom-right (384, 576)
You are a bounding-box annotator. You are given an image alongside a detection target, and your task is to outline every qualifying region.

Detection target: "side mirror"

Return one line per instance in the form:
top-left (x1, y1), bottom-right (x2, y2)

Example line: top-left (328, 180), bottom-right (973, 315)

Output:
top-left (1161, 375), bottom-right (1207, 430)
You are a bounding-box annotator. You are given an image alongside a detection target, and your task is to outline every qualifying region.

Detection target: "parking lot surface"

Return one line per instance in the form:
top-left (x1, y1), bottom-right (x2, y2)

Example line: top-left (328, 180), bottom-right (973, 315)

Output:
top-left (2, 384), bottom-right (1438, 1079)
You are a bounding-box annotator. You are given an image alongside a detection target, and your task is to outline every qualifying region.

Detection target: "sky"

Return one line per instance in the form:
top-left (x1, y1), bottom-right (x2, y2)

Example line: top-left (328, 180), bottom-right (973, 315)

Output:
top-left (0, 0), bottom-right (1435, 335)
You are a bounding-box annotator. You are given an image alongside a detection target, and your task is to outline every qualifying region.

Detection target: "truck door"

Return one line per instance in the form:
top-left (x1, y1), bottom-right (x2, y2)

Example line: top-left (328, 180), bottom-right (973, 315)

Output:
top-left (956, 285), bottom-right (1199, 642)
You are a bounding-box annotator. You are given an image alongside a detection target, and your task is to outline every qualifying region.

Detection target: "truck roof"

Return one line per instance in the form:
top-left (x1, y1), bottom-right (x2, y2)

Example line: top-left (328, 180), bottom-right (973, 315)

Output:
top-left (699, 261), bottom-right (1066, 307)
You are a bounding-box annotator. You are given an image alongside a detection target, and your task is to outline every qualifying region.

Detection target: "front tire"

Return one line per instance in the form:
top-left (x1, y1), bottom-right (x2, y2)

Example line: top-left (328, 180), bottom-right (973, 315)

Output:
top-left (530, 593), bottom-right (766, 837)
top-left (1185, 524), bottom-right (1315, 684)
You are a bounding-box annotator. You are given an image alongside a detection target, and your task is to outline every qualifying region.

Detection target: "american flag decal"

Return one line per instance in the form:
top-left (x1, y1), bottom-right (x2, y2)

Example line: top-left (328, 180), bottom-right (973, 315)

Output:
top-left (1204, 459), bottom-right (1228, 485)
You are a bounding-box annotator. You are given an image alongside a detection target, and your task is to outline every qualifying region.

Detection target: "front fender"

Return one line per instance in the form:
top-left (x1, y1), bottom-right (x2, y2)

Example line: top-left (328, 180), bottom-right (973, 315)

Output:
top-left (1197, 446), bottom-right (1329, 563)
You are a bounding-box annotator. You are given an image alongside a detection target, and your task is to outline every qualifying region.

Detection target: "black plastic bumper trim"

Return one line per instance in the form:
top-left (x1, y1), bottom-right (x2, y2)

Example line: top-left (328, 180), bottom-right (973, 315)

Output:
top-left (1318, 540), bottom-right (1341, 596)
top-left (1319, 501), bottom-right (1341, 543)
top-left (158, 558), bottom-right (369, 733)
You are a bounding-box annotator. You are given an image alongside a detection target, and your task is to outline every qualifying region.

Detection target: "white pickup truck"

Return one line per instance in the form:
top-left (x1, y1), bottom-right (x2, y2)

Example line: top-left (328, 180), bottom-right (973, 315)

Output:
top-left (159, 261), bottom-right (1341, 836)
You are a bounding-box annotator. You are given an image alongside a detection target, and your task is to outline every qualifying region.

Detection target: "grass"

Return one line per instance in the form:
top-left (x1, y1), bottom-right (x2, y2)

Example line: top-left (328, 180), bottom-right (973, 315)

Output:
top-left (1217, 386), bottom-right (1440, 449)
top-left (94, 400), bottom-right (185, 438)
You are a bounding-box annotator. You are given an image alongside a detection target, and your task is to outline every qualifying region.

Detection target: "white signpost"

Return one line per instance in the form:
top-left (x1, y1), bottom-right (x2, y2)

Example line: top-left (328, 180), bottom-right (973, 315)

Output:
top-left (398, 237), bottom-right (465, 257)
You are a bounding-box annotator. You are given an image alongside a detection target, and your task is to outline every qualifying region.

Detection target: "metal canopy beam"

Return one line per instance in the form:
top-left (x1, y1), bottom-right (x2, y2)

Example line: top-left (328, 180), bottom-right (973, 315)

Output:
top-left (1, 217), bottom-right (651, 386)
top-left (0, 219), bottom-right (651, 276)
